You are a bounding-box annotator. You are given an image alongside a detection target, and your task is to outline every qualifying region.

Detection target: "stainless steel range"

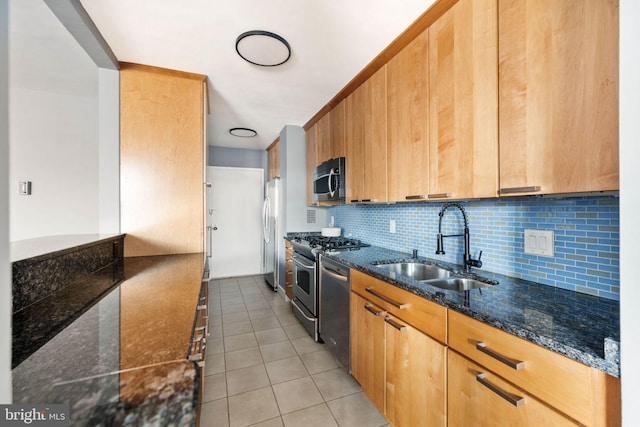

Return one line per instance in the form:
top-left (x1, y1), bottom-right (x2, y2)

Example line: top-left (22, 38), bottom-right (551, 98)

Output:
top-left (290, 235), bottom-right (368, 342)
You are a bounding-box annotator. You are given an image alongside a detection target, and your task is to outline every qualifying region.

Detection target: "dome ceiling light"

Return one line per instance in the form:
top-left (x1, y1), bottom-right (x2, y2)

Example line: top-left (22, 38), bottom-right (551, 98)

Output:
top-left (235, 30), bottom-right (291, 67)
top-left (229, 127), bottom-right (258, 138)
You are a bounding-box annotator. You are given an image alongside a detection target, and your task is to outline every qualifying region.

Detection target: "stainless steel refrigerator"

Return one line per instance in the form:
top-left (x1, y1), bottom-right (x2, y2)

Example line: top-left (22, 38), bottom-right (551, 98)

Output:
top-left (262, 177), bottom-right (280, 290)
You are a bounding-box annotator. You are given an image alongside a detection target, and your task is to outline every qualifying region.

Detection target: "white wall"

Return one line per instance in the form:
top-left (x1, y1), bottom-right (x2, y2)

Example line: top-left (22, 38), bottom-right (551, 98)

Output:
top-left (0, 0), bottom-right (12, 404)
top-left (620, 0), bottom-right (640, 425)
top-left (9, 87), bottom-right (99, 240)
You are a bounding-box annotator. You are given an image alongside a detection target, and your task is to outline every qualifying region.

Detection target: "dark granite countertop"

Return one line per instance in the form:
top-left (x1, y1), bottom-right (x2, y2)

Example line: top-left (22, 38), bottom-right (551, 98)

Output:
top-left (10, 234), bottom-right (125, 262)
top-left (322, 245), bottom-right (620, 378)
top-left (12, 253), bottom-right (205, 426)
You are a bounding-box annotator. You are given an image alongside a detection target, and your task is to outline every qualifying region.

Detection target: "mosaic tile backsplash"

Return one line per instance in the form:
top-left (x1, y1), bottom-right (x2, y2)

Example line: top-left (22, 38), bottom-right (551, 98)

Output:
top-left (329, 195), bottom-right (620, 300)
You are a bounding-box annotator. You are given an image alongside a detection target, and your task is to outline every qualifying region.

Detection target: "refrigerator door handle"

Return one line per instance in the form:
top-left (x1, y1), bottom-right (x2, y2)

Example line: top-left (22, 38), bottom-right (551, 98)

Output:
top-left (262, 197), bottom-right (270, 243)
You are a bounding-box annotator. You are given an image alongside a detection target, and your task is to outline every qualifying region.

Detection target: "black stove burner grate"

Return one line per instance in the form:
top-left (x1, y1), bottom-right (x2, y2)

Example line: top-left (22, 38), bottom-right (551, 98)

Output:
top-left (301, 236), bottom-right (369, 251)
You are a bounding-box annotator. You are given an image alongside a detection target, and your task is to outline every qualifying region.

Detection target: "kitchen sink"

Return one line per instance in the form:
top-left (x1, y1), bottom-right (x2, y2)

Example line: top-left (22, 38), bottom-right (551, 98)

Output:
top-left (423, 277), bottom-right (494, 291)
top-left (376, 262), bottom-right (452, 281)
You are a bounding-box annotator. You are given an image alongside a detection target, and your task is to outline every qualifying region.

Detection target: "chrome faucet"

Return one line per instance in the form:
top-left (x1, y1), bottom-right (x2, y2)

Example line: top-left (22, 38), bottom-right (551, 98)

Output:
top-left (435, 202), bottom-right (482, 272)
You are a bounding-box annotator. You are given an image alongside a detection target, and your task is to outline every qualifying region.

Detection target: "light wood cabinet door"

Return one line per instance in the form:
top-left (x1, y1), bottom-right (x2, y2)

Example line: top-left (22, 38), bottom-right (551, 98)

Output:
top-left (120, 63), bottom-right (206, 257)
top-left (428, 0), bottom-right (498, 200)
top-left (499, 0), bottom-right (618, 196)
top-left (316, 112), bottom-right (332, 164)
top-left (267, 139), bottom-right (280, 180)
top-left (387, 29), bottom-right (430, 202)
top-left (305, 125), bottom-right (317, 206)
top-left (330, 99), bottom-right (346, 160)
top-left (385, 314), bottom-right (446, 427)
top-left (448, 349), bottom-right (578, 427)
top-left (346, 67), bottom-right (388, 203)
top-left (350, 292), bottom-right (386, 414)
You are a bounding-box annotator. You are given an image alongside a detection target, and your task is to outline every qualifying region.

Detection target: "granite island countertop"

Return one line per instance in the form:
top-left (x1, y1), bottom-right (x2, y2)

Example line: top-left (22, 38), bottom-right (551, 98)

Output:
top-left (12, 253), bottom-right (206, 427)
top-left (322, 245), bottom-right (620, 378)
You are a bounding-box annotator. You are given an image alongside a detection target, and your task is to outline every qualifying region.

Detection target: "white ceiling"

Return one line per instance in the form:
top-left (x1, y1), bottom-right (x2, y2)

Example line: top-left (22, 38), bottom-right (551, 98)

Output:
top-left (78, 0), bottom-right (435, 150)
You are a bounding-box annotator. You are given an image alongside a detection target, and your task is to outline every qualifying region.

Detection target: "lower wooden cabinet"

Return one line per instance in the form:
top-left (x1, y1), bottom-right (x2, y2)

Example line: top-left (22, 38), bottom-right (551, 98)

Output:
top-left (448, 349), bottom-right (577, 427)
top-left (351, 292), bottom-right (446, 427)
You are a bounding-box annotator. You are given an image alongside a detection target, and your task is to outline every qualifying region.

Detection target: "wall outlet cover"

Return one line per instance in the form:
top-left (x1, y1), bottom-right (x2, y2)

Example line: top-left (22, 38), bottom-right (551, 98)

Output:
top-left (524, 229), bottom-right (554, 257)
top-left (390, 220), bottom-right (396, 234)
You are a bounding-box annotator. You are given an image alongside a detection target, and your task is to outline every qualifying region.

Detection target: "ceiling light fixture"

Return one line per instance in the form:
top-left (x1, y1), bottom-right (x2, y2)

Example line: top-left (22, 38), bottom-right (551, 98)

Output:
top-left (235, 30), bottom-right (291, 67)
top-left (229, 127), bottom-right (258, 138)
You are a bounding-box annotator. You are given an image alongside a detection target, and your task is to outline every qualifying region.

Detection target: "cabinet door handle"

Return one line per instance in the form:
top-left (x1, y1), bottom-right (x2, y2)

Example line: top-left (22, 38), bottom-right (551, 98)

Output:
top-left (365, 287), bottom-right (409, 309)
top-left (476, 373), bottom-right (525, 407)
top-left (499, 186), bottom-right (541, 194)
top-left (364, 303), bottom-right (386, 316)
top-left (405, 195), bottom-right (427, 200)
top-left (427, 193), bottom-right (452, 199)
top-left (476, 342), bottom-right (524, 370)
top-left (384, 316), bottom-right (407, 331)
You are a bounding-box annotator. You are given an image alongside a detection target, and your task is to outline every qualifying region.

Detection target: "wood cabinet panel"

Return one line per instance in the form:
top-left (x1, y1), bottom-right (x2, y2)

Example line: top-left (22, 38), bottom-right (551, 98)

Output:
top-left (448, 349), bottom-right (578, 427)
top-left (267, 139), bottom-right (280, 180)
top-left (306, 125), bottom-right (317, 206)
top-left (449, 310), bottom-right (620, 426)
top-left (428, 0), bottom-right (498, 200)
top-left (498, 0), bottom-right (619, 195)
top-left (120, 63), bottom-right (206, 257)
top-left (330, 99), bottom-right (346, 160)
top-left (345, 67), bottom-right (388, 203)
top-left (316, 112), bottom-right (332, 164)
top-left (351, 292), bottom-right (386, 413)
top-left (386, 314), bottom-right (446, 427)
top-left (387, 30), bottom-right (430, 202)
top-left (351, 269), bottom-right (447, 343)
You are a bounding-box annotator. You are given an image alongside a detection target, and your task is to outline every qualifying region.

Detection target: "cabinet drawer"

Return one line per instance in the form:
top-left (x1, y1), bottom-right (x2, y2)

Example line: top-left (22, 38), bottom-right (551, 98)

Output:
top-left (448, 349), bottom-right (577, 427)
top-left (448, 310), bottom-right (618, 426)
top-left (352, 270), bottom-right (447, 343)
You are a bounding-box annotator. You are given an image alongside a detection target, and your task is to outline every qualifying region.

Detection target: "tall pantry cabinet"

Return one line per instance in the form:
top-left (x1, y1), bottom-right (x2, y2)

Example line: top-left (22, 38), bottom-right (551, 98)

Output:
top-left (120, 63), bottom-right (208, 257)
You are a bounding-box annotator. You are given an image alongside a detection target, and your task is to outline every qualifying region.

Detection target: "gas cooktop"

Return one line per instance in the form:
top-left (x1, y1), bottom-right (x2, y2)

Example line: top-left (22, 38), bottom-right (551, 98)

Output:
top-left (292, 235), bottom-right (369, 252)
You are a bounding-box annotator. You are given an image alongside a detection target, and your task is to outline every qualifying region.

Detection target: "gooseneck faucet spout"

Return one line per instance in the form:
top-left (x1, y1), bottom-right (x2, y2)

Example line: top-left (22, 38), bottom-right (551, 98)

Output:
top-left (436, 202), bottom-right (482, 272)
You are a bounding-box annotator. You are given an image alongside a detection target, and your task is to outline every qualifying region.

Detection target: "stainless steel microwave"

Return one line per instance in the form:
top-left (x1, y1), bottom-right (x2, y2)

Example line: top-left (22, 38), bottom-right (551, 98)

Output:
top-left (313, 157), bottom-right (345, 202)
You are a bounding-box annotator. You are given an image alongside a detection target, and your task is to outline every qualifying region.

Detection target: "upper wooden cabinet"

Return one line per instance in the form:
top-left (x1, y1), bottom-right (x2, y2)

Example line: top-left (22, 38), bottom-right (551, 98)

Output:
top-left (316, 112), bottom-right (332, 164)
top-left (305, 125), bottom-right (317, 206)
top-left (267, 139), bottom-right (280, 180)
top-left (346, 67), bottom-right (388, 203)
top-left (428, 0), bottom-right (499, 200)
top-left (498, 0), bottom-right (619, 195)
top-left (120, 63), bottom-right (206, 257)
top-left (330, 99), bottom-right (346, 160)
top-left (386, 30), bottom-right (430, 203)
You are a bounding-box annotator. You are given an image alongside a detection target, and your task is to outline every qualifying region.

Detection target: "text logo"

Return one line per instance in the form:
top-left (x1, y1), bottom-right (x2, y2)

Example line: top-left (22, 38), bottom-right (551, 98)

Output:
top-left (0, 405), bottom-right (69, 427)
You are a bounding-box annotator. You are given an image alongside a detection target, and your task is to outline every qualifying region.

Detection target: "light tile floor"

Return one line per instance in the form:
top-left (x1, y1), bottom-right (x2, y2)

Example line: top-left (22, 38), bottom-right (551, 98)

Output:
top-left (200, 275), bottom-right (389, 427)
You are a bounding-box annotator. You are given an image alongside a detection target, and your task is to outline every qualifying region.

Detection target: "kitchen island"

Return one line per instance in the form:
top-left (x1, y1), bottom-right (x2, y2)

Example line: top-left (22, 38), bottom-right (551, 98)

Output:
top-left (12, 244), bottom-right (207, 427)
top-left (323, 245), bottom-right (620, 378)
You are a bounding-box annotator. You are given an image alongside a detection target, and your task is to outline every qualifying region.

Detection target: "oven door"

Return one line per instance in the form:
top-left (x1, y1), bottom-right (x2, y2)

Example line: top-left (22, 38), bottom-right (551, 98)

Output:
top-left (292, 253), bottom-right (316, 314)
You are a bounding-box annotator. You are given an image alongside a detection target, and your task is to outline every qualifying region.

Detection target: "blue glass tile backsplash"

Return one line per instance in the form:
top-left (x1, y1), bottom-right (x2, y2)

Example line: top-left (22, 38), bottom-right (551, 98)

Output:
top-left (329, 195), bottom-right (620, 300)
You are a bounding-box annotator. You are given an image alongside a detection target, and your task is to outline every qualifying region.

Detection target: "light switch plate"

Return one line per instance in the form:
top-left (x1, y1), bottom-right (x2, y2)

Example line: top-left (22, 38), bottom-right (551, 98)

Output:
top-left (390, 220), bottom-right (396, 234)
top-left (18, 181), bottom-right (32, 195)
top-left (524, 229), bottom-right (554, 257)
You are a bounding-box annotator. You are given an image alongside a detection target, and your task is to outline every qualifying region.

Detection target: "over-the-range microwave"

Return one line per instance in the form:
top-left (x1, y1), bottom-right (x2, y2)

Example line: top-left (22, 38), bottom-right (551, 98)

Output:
top-left (313, 157), bottom-right (345, 202)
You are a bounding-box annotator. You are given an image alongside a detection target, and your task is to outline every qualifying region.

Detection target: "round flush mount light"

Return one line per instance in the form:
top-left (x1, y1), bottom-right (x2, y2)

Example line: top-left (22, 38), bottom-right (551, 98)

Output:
top-left (235, 30), bottom-right (291, 67)
top-left (229, 127), bottom-right (258, 138)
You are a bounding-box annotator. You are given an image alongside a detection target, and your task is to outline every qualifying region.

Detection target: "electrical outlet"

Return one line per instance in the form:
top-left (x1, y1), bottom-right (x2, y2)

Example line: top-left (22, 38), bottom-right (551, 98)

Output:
top-left (390, 220), bottom-right (396, 234)
top-left (524, 229), bottom-right (554, 257)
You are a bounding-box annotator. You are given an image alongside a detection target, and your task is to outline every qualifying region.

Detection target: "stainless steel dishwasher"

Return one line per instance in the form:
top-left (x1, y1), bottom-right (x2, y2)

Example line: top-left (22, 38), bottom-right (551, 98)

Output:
top-left (318, 254), bottom-right (351, 371)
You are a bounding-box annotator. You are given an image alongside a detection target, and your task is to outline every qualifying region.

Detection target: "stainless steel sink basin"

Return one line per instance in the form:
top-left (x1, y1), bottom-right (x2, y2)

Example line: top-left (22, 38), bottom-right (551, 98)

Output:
top-left (423, 277), bottom-right (494, 291)
top-left (376, 262), bottom-right (452, 281)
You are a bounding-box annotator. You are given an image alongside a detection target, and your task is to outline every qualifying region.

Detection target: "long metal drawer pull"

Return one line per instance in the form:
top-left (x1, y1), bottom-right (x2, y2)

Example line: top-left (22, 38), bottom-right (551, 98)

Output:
top-left (405, 195), bottom-right (427, 200)
top-left (365, 287), bottom-right (409, 309)
top-left (291, 299), bottom-right (316, 322)
top-left (364, 303), bottom-right (385, 316)
top-left (427, 193), bottom-right (452, 199)
top-left (476, 373), bottom-right (525, 407)
top-left (476, 342), bottom-right (525, 370)
top-left (384, 316), bottom-right (407, 331)
top-left (500, 186), bottom-right (541, 194)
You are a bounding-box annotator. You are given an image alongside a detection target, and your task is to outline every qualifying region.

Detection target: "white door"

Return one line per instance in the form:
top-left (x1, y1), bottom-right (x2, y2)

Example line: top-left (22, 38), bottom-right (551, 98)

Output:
top-left (207, 166), bottom-right (264, 278)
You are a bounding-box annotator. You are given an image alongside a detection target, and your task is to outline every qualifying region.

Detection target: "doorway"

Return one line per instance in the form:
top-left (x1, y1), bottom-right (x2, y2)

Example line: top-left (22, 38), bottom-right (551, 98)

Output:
top-left (207, 166), bottom-right (264, 278)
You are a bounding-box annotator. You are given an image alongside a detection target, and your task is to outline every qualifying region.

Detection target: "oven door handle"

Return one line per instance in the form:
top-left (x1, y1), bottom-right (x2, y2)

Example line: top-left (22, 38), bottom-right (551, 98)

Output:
top-left (291, 299), bottom-right (315, 322)
top-left (292, 254), bottom-right (316, 270)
